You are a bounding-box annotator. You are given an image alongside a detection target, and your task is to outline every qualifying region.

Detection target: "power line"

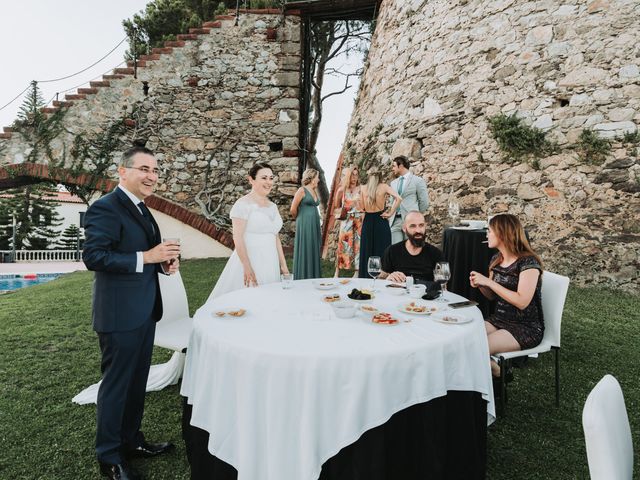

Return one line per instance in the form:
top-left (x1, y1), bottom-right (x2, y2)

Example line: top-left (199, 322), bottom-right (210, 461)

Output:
top-left (0, 84), bottom-right (32, 112)
top-left (36, 36), bottom-right (128, 83)
top-left (0, 36), bottom-right (129, 113)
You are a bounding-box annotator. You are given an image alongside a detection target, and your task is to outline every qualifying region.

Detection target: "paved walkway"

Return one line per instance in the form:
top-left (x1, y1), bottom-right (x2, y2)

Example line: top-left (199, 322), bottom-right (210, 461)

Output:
top-left (0, 262), bottom-right (87, 274)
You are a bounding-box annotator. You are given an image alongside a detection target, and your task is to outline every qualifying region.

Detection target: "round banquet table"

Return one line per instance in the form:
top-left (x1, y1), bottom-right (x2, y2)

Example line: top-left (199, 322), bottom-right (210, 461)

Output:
top-left (181, 278), bottom-right (495, 480)
top-left (442, 227), bottom-right (496, 316)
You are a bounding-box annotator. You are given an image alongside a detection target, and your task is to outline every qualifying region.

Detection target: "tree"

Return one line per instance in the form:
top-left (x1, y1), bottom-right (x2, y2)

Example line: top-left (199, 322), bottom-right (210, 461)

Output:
top-left (123, 0), bottom-right (282, 59)
top-left (57, 224), bottom-right (84, 250)
top-left (13, 81), bottom-right (67, 162)
top-left (0, 184), bottom-right (62, 250)
top-left (0, 197), bottom-right (13, 250)
top-left (306, 20), bottom-right (372, 210)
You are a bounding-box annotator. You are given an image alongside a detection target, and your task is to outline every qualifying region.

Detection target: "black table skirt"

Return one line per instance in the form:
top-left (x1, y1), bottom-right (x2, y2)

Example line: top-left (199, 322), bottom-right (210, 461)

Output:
top-left (442, 228), bottom-right (496, 317)
top-left (182, 391), bottom-right (487, 480)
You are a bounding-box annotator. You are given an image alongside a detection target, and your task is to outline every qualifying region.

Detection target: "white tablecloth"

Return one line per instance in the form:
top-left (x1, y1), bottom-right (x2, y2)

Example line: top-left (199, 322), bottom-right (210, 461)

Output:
top-left (181, 279), bottom-right (495, 480)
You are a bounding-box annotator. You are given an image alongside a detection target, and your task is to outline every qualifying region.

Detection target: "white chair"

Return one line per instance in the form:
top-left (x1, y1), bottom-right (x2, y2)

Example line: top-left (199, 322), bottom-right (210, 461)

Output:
top-left (155, 270), bottom-right (193, 353)
top-left (72, 272), bottom-right (193, 405)
top-left (496, 271), bottom-right (570, 414)
top-left (583, 374), bottom-right (634, 480)
top-left (148, 271), bottom-right (194, 388)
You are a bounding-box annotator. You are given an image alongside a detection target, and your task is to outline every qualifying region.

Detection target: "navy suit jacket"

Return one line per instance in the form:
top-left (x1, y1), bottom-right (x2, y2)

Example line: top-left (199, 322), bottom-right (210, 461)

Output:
top-left (83, 187), bottom-right (163, 333)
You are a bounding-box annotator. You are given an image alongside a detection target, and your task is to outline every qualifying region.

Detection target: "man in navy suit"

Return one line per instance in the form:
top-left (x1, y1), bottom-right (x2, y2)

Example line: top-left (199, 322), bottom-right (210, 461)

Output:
top-left (83, 146), bottom-right (180, 480)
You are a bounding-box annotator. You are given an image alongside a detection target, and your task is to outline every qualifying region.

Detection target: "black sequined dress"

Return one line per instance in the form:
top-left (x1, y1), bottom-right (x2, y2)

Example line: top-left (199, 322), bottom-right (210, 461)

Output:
top-left (486, 255), bottom-right (544, 350)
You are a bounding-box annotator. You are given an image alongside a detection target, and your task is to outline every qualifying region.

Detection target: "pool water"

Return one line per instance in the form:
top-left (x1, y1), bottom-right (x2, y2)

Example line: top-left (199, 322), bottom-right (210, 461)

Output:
top-left (0, 273), bottom-right (62, 292)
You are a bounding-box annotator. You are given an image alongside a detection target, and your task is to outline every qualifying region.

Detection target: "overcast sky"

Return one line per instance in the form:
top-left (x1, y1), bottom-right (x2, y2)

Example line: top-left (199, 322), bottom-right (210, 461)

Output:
top-left (0, 1), bottom-right (358, 186)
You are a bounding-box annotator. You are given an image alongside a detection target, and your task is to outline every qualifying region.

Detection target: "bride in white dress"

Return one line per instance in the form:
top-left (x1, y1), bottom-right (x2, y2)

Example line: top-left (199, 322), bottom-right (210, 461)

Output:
top-left (207, 163), bottom-right (290, 300)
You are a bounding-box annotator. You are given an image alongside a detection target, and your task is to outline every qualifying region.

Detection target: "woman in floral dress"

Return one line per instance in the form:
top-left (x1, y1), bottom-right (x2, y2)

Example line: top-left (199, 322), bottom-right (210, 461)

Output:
top-left (334, 166), bottom-right (364, 277)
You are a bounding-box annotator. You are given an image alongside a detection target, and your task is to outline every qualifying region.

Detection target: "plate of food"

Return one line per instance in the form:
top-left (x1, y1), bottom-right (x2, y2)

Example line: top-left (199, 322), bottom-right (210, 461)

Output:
top-left (313, 280), bottom-right (337, 290)
top-left (397, 301), bottom-right (438, 315)
top-left (370, 312), bottom-right (400, 326)
top-left (322, 293), bottom-right (341, 303)
top-left (347, 288), bottom-right (375, 302)
top-left (338, 278), bottom-right (351, 285)
top-left (213, 308), bottom-right (247, 318)
top-left (359, 304), bottom-right (380, 316)
top-left (432, 312), bottom-right (472, 325)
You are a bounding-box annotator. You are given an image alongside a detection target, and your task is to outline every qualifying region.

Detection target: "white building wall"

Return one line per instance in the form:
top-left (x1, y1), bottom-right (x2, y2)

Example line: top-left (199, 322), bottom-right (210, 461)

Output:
top-left (150, 208), bottom-right (232, 259)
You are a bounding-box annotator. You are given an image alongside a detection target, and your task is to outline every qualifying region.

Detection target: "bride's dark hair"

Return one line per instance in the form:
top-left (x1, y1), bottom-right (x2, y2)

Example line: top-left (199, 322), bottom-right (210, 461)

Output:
top-left (249, 162), bottom-right (273, 179)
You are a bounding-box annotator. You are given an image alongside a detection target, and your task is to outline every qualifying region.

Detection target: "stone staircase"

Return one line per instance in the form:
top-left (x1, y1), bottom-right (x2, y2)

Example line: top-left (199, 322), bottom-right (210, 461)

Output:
top-left (0, 9), bottom-right (291, 142)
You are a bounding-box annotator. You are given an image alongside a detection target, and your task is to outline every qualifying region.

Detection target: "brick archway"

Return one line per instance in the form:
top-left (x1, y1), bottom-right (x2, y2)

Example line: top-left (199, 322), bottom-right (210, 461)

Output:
top-left (0, 162), bottom-right (233, 249)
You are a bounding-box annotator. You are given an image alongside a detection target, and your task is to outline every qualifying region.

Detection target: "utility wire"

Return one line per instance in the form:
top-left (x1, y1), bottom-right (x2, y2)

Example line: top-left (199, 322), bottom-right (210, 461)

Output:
top-left (0, 36), bottom-right (128, 113)
top-left (36, 36), bottom-right (128, 83)
top-left (0, 84), bottom-right (32, 112)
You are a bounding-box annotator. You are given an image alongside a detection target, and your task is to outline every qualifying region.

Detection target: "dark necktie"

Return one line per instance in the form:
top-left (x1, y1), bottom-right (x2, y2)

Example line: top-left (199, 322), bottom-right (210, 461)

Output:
top-left (138, 202), bottom-right (156, 234)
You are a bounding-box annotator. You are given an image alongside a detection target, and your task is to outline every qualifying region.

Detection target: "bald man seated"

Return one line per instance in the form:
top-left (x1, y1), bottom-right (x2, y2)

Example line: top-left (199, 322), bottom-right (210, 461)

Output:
top-left (379, 211), bottom-right (443, 283)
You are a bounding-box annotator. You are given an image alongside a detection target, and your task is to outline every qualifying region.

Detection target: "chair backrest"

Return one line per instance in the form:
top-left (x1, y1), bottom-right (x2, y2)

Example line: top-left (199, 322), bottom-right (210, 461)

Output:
top-left (157, 271), bottom-right (190, 324)
top-left (583, 374), bottom-right (634, 480)
top-left (540, 270), bottom-right (569, 348)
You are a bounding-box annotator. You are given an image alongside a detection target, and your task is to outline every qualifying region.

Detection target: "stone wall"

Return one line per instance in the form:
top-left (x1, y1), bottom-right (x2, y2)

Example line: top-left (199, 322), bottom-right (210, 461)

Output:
top-left (0, 11), bottom-right (302, 247)
top-left (337, 0), bottom-right (639, 291)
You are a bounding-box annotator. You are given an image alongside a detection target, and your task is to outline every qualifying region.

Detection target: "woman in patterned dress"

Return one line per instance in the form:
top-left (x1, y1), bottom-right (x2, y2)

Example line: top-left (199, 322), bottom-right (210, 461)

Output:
top-left (333, 166), bottom-right (363, 277)
top-left (469, 214), bottom-right (544, 377)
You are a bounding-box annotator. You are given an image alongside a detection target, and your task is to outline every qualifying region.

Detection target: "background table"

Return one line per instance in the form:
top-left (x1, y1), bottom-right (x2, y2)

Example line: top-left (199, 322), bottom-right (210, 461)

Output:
top-left (181, 279), bottom-right (495, 480)
top-left (442, 227), bottom-right (495, 316)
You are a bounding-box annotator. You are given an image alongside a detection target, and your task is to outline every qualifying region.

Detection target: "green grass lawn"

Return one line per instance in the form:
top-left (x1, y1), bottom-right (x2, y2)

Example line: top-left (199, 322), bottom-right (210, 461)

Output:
top-left (0, 258), bottom-right (638, 479)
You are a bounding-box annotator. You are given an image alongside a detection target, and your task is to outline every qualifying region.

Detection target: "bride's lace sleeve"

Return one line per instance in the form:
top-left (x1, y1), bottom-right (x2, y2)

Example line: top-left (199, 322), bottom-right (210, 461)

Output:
top-left (230, 199), bottom-right (251, 220)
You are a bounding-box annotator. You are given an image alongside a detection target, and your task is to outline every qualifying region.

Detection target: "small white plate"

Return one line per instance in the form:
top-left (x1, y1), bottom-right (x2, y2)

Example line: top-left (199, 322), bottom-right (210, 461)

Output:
top-left (432, 313), bottom-right (472, 325)
top-left (359, 304), bottom-right (380, 316)
top-left (368, 312), bottom-right (401, 326)
top-left (397, 302), bottom-right (438, 315)
top-left (212, 308), bottom-right (248, 318)
top-left (313, 280), bottom-right (337, 290)
top-left (321, 293), bottom-right (342, 303)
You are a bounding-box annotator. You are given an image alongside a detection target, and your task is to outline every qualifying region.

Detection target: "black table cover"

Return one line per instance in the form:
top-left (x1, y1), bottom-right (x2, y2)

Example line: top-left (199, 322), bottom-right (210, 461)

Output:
top-left (182, 391), bottom-right (487, 480)
top-left (442, 228), bottom-right (496, 317)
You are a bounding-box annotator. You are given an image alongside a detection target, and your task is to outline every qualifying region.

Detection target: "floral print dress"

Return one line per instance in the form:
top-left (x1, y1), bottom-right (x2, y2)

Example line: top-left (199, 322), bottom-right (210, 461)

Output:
top-left (336, 188), bottom-right (363, 270)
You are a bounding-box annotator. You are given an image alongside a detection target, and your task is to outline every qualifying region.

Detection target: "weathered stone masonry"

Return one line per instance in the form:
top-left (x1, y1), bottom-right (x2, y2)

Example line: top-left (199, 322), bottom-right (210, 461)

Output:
top-left (336, 0), bottom-right (639, 292)
top-left (0, 11), bottom-right (303, 247)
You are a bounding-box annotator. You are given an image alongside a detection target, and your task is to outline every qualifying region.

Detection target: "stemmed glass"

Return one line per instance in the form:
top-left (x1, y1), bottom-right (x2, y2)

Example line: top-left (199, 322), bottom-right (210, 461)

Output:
top-left (367, 256), bottom-right (381, 291)
top-left (433, 261), bottom-right (451, 302)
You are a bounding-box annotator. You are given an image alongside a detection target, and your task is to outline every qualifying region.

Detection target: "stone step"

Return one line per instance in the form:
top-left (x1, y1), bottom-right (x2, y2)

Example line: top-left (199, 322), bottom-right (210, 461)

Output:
top-left (89, 81), bottom-right (110, 88)
top-left (0, 132), bottom-right (12, 139)
top-left (164, 40), bottom-right (186, 48)
top-left (127, 60), bottom-right (147, 68)
top-left (177, 33), bottom-right (198, 41)
top-left (151, 47), bottom-right (173, 55)
top-left (202, 21), bottom-right (222, 28)
top-left (189, 28), bottom-right (211, 34)
top-left (3, 127), bottom-right (14, 133)
top-left (103, 74), bottom-right (125, 80)
top-left (77, 88), bottom-right (98, 95)
top-left (65, 94), bottom-right (87, 101)
top-left (41, 107), bottom-right (58, 114)
top-left (53, 101), bottom-right (73, 107)
top-left (140, 54), bottom-right (161, 61)
top-left (113, 67), bottom-right (135, 75)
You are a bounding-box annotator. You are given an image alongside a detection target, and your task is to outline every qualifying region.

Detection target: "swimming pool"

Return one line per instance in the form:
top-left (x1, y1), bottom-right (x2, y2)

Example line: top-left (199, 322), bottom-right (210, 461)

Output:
top-left (0, 273), bottom-right (62, 292)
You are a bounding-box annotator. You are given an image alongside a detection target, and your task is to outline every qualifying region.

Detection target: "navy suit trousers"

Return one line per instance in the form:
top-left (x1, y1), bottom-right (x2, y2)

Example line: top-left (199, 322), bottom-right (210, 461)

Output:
top-left (96, 318), bottom-right (156, 464)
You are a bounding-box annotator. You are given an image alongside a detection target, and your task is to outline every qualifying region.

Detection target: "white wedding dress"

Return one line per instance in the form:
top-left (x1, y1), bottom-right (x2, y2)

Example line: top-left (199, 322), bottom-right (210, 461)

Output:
top-left (207, 197), bottom-right (283, 301)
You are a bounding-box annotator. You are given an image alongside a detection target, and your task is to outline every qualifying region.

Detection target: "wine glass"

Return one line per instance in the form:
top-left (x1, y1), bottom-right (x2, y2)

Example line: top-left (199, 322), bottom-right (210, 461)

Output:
top-left (433, 261), bottom-right (451, 302)
top-left (448, 201), bottom-right (460, 224)
top-left (367, 256), bottom-right (381, 291)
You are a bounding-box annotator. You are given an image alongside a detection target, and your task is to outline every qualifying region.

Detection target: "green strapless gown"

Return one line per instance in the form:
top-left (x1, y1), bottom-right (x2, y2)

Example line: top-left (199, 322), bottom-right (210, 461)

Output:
top-left (293, 188), bottom-right (321, 280)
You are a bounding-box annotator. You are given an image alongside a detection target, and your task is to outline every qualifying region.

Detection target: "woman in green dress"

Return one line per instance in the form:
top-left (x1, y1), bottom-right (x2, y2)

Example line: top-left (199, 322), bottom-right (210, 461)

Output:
top-left (290, 169), bottom-right (321, 280)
